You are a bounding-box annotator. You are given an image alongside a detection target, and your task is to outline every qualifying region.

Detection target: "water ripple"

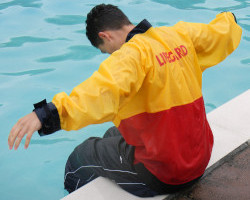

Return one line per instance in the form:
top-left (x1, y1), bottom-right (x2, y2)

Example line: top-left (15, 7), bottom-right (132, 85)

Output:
top-left (205, 103), bottom-right (217, 110)
top-left (241, 58), bottom-right (250, 65)
top-left (210, 0), bottom-right (250, 11)
top-left (238, 23), bottom-right (250, 32)
top-left (45, 15), bottom-right (86, 26)
top-left (37, 45), bottom-right (99, 63)
top-left (0, 68), bottom-right (55, 76)
top-left (0, 36), bottom-right (70, 48)
top-left (149, 0), bottom-right (206, 10)
top-left (128, 0), bottom-right (145, 5)
top-left (0, 0), bottom-right (42, 10)
top-left (238, 16), bottom-right (250, 32)
top-left (155, 22), bottom-right (170, 26)
top-left (243, 36), bottom-right (250, 42)
top-left (28, 138), bottom-right (76, 145)
top-left (0, 104), bottom-right (3, 107)
top-left (75, 29), bottom-right (85, 35)
top-left (149, 0), bottom-right (249, 11)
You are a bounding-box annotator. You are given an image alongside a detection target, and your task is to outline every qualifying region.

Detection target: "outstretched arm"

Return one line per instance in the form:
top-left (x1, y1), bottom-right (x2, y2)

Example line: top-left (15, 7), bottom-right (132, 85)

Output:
top-left (8, 42), bottom-right (146, 149)
top-left (174, 12), bottom-right (242, 71)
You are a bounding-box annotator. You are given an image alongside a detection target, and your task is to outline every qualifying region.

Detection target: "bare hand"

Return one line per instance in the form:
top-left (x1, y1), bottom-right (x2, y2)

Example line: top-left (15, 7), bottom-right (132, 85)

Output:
top-left (8, 112), bottom-right (42, 150)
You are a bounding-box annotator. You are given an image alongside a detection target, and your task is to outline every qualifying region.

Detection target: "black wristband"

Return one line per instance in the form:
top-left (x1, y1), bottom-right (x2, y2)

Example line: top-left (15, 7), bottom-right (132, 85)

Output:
top-left (33, 99), bottom-right (61, 136)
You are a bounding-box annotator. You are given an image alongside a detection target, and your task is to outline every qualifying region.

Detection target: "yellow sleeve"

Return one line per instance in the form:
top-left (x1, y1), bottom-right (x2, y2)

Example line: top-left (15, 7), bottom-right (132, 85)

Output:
top-left (175, 12), bottom-right (242, 71)
top-left (51, 43), bottom-right (146, 131)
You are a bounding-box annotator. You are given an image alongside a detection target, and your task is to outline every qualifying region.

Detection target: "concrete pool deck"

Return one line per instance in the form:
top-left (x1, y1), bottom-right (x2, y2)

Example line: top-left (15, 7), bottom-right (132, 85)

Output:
top-left (61, 89), bottom-right (250, 200)
top-left (167, 141), bottom-right (250, 200)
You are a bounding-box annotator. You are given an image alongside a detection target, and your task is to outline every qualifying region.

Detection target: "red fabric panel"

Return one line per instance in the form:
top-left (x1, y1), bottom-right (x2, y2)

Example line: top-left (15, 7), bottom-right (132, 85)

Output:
top-left (118, 97), bottom-right (213, 185)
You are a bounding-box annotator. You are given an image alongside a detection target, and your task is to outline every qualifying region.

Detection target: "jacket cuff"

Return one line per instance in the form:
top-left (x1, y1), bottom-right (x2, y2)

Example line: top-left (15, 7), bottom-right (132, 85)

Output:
top-left (221, 12), bottom-right (237, 23)
top-left (33, 99), bottom-right (61, 136)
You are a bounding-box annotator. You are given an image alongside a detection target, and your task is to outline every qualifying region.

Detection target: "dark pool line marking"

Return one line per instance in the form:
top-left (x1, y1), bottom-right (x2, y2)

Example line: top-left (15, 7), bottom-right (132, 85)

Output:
top-left (0, 68), bottom-right (55, 76)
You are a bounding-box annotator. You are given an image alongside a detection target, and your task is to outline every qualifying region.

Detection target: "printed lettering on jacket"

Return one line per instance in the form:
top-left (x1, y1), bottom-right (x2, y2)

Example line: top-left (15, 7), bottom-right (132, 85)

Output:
top-left (156, 45), bottom-right (188, 66)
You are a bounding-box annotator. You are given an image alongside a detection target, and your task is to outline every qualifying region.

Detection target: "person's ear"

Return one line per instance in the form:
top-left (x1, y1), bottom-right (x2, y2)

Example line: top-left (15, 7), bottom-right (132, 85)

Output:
top-left (98, 31), bottom-right (112, 41)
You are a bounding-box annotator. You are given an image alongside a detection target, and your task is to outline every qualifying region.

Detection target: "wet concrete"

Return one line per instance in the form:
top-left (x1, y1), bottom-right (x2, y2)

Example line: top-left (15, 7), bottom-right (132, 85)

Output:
top-left (166, 142), bottom-right (250, 200)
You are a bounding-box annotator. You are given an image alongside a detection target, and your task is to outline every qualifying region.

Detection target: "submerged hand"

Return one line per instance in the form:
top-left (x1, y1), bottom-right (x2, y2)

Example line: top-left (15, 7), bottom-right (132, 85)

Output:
top-left (8, 112), bottom-right (42, 150)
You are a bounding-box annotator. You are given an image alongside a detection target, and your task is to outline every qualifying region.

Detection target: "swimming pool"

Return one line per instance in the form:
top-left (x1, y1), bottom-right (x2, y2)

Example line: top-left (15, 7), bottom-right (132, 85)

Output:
top-left (0, 0), bottom-right (249, 199)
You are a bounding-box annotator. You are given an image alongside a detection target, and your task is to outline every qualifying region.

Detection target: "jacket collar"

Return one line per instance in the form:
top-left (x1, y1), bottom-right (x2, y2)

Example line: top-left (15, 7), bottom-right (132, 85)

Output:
top-left (126, 19), bottom-right (152, 42)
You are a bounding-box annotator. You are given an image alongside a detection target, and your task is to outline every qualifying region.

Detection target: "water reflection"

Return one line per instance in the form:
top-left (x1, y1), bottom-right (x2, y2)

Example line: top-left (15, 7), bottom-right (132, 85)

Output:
top-left (45, 15), bottom-right (86, 26)
top-left (0, 68), bottom-right (55, 76)
top-left (0, 36), bottom-right (69, 48)
top-left (0, 0), bottom-right (42, 10)
top-left (37, 45), bottom-right (99, 62)
top-left (24, 137), bottom-right (76, 145)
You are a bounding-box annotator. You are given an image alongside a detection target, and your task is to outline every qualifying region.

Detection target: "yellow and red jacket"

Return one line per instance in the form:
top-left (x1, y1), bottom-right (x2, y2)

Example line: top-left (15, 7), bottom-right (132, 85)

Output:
top-left (50, 12), bottom-right (241, 185)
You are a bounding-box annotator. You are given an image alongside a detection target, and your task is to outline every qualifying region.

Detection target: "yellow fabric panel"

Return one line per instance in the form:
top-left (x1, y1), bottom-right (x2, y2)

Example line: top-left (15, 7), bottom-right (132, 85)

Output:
top-left (174, 12), bottom-right (242, 71)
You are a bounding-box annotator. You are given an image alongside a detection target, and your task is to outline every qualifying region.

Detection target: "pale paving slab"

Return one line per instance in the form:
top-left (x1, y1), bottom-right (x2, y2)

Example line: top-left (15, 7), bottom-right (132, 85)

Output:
top-left (62, 89), bottom-right (250, 200)
top-left (207, 89), bottom-right (250, 167)
top-left (61, 177), bottom-right (167, 200)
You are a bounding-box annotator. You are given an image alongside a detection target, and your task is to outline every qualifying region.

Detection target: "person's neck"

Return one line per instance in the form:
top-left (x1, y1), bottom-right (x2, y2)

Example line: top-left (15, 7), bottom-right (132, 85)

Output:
top-left (124, 24), bottom-right (136, 35)
top-left (109, 24), bottom-right (136, 52)
top-left (120, 24), bottom-right (135, 44)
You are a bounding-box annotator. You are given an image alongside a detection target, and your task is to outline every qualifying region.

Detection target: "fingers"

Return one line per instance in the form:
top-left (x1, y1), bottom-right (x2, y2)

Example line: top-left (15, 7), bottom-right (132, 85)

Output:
top-left (8, 118), bottom-right (27, 150)
top-left (8, 124), bottom-right (18, 150)
top-left (14, 127), bottom-right (28, 150)
top-left (8, 112), bottom-right (41, 150)
top-left (9, 122), bottom-right (33, 150)
top-left (8, 120), bottom-right (23, 150)
top-left (24, 131), bottom-right (33, 149)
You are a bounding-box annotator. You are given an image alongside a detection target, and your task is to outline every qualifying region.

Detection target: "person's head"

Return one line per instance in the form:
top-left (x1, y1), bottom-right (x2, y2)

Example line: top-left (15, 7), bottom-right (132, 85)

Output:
top-left (86, 4), bottom-right (134, 54)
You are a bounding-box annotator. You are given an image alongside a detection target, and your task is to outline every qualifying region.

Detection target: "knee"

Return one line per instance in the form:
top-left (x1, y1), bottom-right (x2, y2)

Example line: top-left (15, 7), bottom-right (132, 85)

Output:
top-left (64, 158), bottom-right (79, 193)
top-left (103, 126), bottom-right (121, 138)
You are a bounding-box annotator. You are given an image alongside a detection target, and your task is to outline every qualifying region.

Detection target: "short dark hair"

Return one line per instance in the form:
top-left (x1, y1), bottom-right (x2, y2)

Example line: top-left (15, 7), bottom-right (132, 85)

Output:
top-left (86, 4), bottom-right (132, 48)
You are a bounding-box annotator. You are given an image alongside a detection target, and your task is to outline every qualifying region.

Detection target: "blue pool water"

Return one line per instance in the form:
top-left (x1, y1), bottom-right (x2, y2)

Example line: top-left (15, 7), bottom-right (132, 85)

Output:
top-left (0, 0), bottom-right (249, 199)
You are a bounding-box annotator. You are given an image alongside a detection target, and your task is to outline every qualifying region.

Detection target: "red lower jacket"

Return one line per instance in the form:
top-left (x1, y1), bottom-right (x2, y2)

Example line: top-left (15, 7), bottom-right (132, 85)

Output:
top-left (119, 97), bottom-right (213, 185)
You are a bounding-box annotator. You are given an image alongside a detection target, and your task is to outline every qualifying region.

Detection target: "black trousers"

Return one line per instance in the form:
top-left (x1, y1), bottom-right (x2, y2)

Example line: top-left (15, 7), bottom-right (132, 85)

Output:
top-left (64, 127), bottom-right (201, 197)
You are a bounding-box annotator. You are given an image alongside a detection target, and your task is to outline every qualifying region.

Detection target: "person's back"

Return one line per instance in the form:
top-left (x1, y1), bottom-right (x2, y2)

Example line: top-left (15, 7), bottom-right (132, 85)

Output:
top-left (106, 20), bottom-right (212, 185)
top-left (104, 12), bottom-right (241, 185)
